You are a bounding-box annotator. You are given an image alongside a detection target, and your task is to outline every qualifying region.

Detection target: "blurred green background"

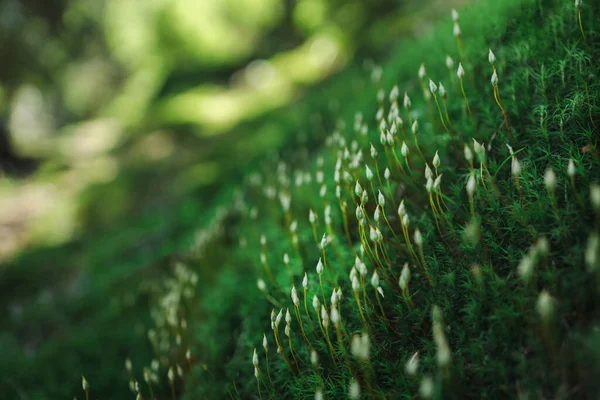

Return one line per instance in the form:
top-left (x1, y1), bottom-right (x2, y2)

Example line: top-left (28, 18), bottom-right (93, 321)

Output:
top-left (0, 0), bottom-right (464, 398)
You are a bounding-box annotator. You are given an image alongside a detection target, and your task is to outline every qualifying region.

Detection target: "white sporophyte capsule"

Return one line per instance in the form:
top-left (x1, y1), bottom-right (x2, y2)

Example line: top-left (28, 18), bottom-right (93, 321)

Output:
top-left (398, 200), bottom-right (406, 217)
top-left (401, 141), bottom-right (409, 157)
top-left (586, 233), bottom-right (599, 271)
top-left (473, 138), bottom-right (483, 155)
top-left (378, 190), bottom-right (386, 207)
top-left (319, 184), bottom-right (326, 198)
top-left (320, 233), bottom-right (328, 249)
top-left (260, 252), bottom-right (267, 265)
top-left (352, 275), bottom-right (360, 292)
top-left (575, 0), bottom-right (582, 9)
top-left (403, 92), bottom-right (412, 109)
top-left (445, 56), bottom-right (454, 70)
top-left (399, 263), bottom-right (411, 290)
top-left (418, 63), bottom-right (426, 79)
top-left (544, 167), bottom-right (557, 193)
top-left (377, 286), bottom-right (385, 297)
top-left (371, 271), bottom-right (380, 288)
top-left (390, 85), bottom-right (400, 101)
top-left (312, 294), bottom-right (320, 311)
top-left (254, 366), bottom-right (260, 379)
top-left (370, 143), bottom-right (378, 159)
top-left (285, 308), bottom-right (292, 325)
top-left (283, 253), bottom-right (290, 265)
top-left (537, 236), bottom-right (550, 257)
top-left (517, 254), bottom-right (533, 283)
top-left (356, 204), bottom-right (364, 221)
top-left (426, 177), bottom-right (433, 193)
top-left (186, 349), bottom-right (192, 361)
top-left (321, 305), bottom-right (330, 328)
top-left (355, 180), bottom-right (363, 196)
top-left (263, 334), bottom-right (268, 352)
top-left (457, 63), bottom-right (465, 79)
top-left (337, 287), bottom-right (342, 301)
top-left (591, 184), bottom-right (600, 212)
top-left (331, 289), bottom-right (338, 306)
top-left (349, 379), bottom-right (361, 400)
top-left (434, 175), bottom-right (442, 192)
top-left (488, 49), bottom-right (496, 65)
top-left (316, 258), bottom-right (324, 275)
top-left (260, 234), bottom-right (266, 246)
top-left (420, 376), bottom-right (434, 399)
top-left (376, 106), bottom-right (384, 121)
top-left (414, 229), bottom-right (423, 246)
top-left (374, 206), bottom-right (381, 223)
top-left (491, 70), bottom-right (499, 86)
top-left (377, 88), bottom-right (385, 103)
top-left (451, 8), bottom-right (459, 22)
top-left (252, 349), bottom-right (259, 366)
top-left (361, 190), bottom-right (369, 204)
top-left (536, 290), bottom-right (555, 322)
top-left (510, 155), bottom-right (521, 177)
top-left (405, 351), bottom-right (420, 376)
top-left (125, 358), bottom-right (132, 372)
top-left (330, 306), bottom-right (340, 325)
top-left (567, 159), bottom-right (576, 178)
top-left (291, 286), bottom-right (299, 306)
top-left (309, 209), bottom-right (316, 224)
top-left (439, 82), bottom-right (447, 99)
top-left (384, 167), bottom-right (391, 180)
top-left (433, 151), bottom-right (440, 169)
top-left (412, 119), bottom-right (419, 135)
top-left (275, 309), bottom-right (283, 328)
top-left (453, 21), bottom-right (462, 36)
top-left (290, 220), bottom-right (297, 233)
top-left (379, 131), bottom-right (387, 146)
top-left (386, 131), bottom-right (394, 145)
top-left (425, 164), bottom-right (433, 180)
top-left (429, 79), bottom-right (438, 94)
top-left (257, 279), bottom-right (267, 292)
top-left (302, 273), bottom-right (308, 290)
top-left (369, 226), bottom-right (377, 242)
top-left (467, 173), bottom-right (476, 196)
top-left (463, 144), bottom-right (473, 163)
top-left (82, 376), bottom-right (90, 391)
top-left (366, 165), bottom-right (374, 181)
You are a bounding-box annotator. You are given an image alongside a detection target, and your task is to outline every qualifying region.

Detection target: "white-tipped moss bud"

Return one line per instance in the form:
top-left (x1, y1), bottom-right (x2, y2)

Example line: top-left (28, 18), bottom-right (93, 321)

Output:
top-left (377, 286), bottom-right (384, 298)
top-left (414, 229), bottom-right (423, 246)
top-left (370, 271), bottom-right (379, 288)
top-left (252, 347), bottom-right (258, 371)
top-left (420, 376), bottom-right (434, 399)
top-left (405, 351), bottom-right (420, 376)
top-left (376, 89), bottom-right (385, 104)
top-left (453, 22), bottom-right (461, 37)
top-left (517, 255), bottom-right (534, 284)
top-left (311, 349), bottom-right (319, 367)
top-left (457, 63), bottom-right (465, 79)
top-left (355, 180), bottom-right (363, 196)
top-left (536, 290), bottom-right (555, 322)
top-left (439, 82), bottom-right (447, 99)
top-left (429, 79), bottom-right (438, 94)
top-left (384, 167), bottom-right (391, 180)
top-left (330, 306), bottom-right (340, 325)
top-left (402, 214), bottom-right (410, 227)
top-left (575, 0), bottom-right (582, 9)
top-left (275, 309), bottom-right (283, 328)
top-left (467, 173), bottom-right (476, 196)
top-left (433, 151), bottom-right (440, 169)
top-left (418, 63), bottom-right (426, 79)
top-left (401, 141), bottom-right (409, 157)
top-left (433, 175), bottom-right (442, 192)
top-left (321, 305), bottom-right (330, 328)
top-left (366, 165), bottom-right (374, 181)
top-left (491, 70), bottom-right (499, 86)
top-left (262, 334), bottom-right (268, 352)
top-left (291, 286), bottom-right (299, 306)
top-left (425, 164), bottom-right (433, 180)
top-left (544, 167), bottom-right (557, 193)
top-left (285, 308), bottom-right (292, 325)
top-left (320, 233), bottom-right (328, 249)
top-left (349, 379), bottom-right (361, 400)
top-left (257, 279), bottom-right (267, 292)
top-left (464, 144), bottom-right (473, 162)
top-left (374, 206), bottom-right (381, 223)
top-left (426, 177), bottom-right (433, 193)
top-left (403, 92), bottom-right (412, 109)
top-left (309, 209), bottom-right (316, 224)
top-left (254, 366), bottom-right (260, 379)
top-left (567, 159), bottom-right (576, 178)
top-left (82, 376), bottom-right (90, 391)
top-left (591, 184), bottom-right (600, 212)
top-left (125, 359), bottom-right (132, 372)
top-left (511, 157), bottom-right (521, 177)
top-left (377, 190), bottom-right (386, 207)
top-left (260, 234), bottom-right (267, 246)
top-left (451, 8), bottom-right (459, 22)
top-left (390, 84), bottom-right (399, 102)
top-left (302, 273), bottom-right (308, 290)
top-left (312, 295), bottom-right (320, 312)
top-left (370, 143), bottom-right (378, 159)
top-left (186, 349), bottom-right (191, 361)
top-left (352, 276), bottom-right (360, 292)
top-left (399, 263), bottom-right (411, 290)
top-left (283, 253), bottom-right (290, 265)
top-left (316, 258), bottom-right (324, 275)
top-left (411, 119), bottom-right (419, 135)
top-left (585, 233), bottom-right (599, 271)
top-left (446, 55), bottom-right (454, 69)
top-left (488, 49), bottom-right (496, 65)
top-left (398, 200), bottom-right (406, 217)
